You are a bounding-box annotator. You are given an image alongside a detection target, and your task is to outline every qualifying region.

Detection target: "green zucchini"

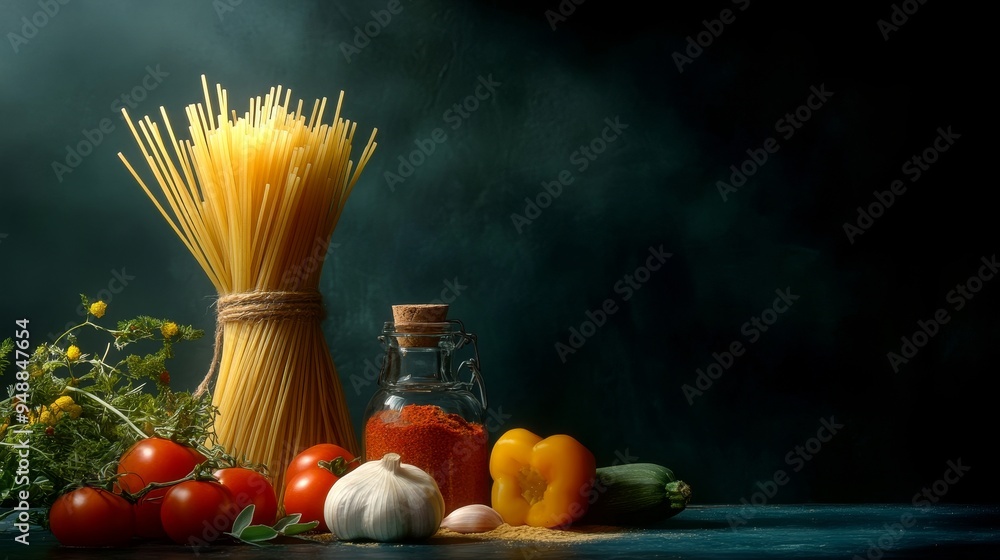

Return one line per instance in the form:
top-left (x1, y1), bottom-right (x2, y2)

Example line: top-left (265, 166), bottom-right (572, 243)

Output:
top-left (580, 463), bottom-right (692, 525)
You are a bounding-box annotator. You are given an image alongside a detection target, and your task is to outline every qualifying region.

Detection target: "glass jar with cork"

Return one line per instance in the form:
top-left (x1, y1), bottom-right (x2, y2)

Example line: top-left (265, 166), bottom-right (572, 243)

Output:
top-left (361, 304), bottom-right (490, 514)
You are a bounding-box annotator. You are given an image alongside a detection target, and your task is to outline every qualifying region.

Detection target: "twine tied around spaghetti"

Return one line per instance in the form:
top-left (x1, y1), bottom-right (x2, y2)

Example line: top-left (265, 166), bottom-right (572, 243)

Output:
top-left (193, 290), bottom-right (326, 398)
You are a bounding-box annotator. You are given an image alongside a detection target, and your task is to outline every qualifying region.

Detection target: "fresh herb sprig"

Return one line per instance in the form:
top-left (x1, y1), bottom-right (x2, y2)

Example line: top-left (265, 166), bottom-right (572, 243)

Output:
top-left (227, 505), bottom-right (320, 546)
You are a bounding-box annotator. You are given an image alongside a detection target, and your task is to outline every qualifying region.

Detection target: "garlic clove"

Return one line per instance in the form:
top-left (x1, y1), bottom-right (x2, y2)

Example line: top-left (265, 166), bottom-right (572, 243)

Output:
top-left (440, 504), bottom-right (505, 533)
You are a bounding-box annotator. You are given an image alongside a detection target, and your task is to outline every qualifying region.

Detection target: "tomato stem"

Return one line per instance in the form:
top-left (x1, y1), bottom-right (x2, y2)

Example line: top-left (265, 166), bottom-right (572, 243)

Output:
top-left (318, 456), bottom-right (360, 477)
top-left (120, 465), bottom-right (218, 503)
top-left (194, 442), bottom-right (271, 475)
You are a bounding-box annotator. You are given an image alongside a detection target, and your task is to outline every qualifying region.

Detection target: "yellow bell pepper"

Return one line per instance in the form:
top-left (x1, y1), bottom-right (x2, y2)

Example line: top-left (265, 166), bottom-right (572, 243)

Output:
top-left (490, 428), bottom-right (596, 528)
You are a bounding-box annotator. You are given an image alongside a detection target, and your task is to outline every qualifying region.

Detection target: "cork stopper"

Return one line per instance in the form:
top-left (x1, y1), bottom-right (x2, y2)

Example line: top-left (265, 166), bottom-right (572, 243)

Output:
top-left (391, 304), bottom-right (449, 347)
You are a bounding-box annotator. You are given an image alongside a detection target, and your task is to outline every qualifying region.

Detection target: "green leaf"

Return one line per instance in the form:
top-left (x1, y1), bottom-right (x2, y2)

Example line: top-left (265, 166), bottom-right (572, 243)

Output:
top-left (236, 525), bottom-right (279, 543)
top-left (231, 504), bottom-right (255, 536)
top-left (281, 521), bottom-right (320, 536)
top-left (272, 513), bottom-right (302, 533)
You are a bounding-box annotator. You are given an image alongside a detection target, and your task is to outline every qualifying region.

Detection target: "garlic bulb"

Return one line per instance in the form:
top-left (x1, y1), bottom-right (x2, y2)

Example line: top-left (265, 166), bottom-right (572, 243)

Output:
top-left (324, 452), bottom-right (445, 541)
top-left (440, 504), bottom-right (504, 533)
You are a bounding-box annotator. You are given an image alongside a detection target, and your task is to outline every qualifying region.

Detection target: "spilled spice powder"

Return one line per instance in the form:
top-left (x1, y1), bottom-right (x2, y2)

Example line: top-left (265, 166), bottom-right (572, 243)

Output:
top-left (305, 524), bottom-right (627, 545)
top-left (365, 404), bottom-right (489, 514)
top-left (431, 523), bottom-right (628, 543)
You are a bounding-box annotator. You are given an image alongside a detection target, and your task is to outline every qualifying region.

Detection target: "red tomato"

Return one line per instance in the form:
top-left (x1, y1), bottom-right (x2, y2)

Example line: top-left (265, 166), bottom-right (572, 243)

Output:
top-left (160, 480), bottom-right (239, 546)
top-left (116, 437), bottom-right (205, 538)
top-left (282, 468), bottom-right (340, 532)
top-left (285, 443), bottom-right (355, 484)
top-left (214, 467), bottom-right (278, 526)
top-left (49, 487), bottom-right (134, 547)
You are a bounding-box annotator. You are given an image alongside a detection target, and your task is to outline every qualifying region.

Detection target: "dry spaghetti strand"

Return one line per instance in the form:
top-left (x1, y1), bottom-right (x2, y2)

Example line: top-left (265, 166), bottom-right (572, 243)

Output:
top-left (117, 75), bottom-right (376, 501)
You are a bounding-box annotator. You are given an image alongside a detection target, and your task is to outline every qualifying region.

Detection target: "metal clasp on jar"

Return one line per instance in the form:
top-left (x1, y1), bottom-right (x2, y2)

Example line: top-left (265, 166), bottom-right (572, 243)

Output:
top-left (451, 319), bottom-right (487, 410)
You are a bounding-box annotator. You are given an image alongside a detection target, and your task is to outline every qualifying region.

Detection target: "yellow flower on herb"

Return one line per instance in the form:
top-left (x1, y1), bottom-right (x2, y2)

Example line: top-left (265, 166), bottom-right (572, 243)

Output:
top-left (51, 396), bottom-right (83, 419)
top-left (36, 407), bottom-right (53, 425)
top-left (89, 300), bottom-right (107, 318)
top-left (28, 363), bottom-right (44, 378)
top-left (66, 345), bottom-right (81, 361)
top-left (161, 322), bottom-right (179, 339)
top-left (33, 396), bottom-right (83, 426)
top-left (0, 421), bottom-right (7, 436)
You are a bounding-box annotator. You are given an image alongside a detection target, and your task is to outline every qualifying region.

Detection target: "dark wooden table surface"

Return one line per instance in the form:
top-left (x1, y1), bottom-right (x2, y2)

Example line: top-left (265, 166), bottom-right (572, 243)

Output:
top-left (3, 504), bottom-right (999, 559)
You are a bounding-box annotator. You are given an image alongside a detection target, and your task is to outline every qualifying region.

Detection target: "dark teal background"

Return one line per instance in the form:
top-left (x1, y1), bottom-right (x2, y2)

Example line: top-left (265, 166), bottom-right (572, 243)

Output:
top-left (0, 0), bottom-right (992, 505)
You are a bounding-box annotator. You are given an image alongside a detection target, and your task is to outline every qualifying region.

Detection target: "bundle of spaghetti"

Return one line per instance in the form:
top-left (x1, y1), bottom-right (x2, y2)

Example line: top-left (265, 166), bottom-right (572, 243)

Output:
top-left (117, 75), bottom-right (376, 498)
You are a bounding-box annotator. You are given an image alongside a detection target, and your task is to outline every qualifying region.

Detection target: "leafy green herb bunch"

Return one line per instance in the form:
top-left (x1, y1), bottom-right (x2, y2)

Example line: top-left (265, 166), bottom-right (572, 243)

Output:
top-left (0, 295), bottom-right (213, 521)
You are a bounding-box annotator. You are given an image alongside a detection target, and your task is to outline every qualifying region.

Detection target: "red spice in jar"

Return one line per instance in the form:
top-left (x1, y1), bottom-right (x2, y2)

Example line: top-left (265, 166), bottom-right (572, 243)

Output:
top-left (365, 404), bottom-right (489, 514)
